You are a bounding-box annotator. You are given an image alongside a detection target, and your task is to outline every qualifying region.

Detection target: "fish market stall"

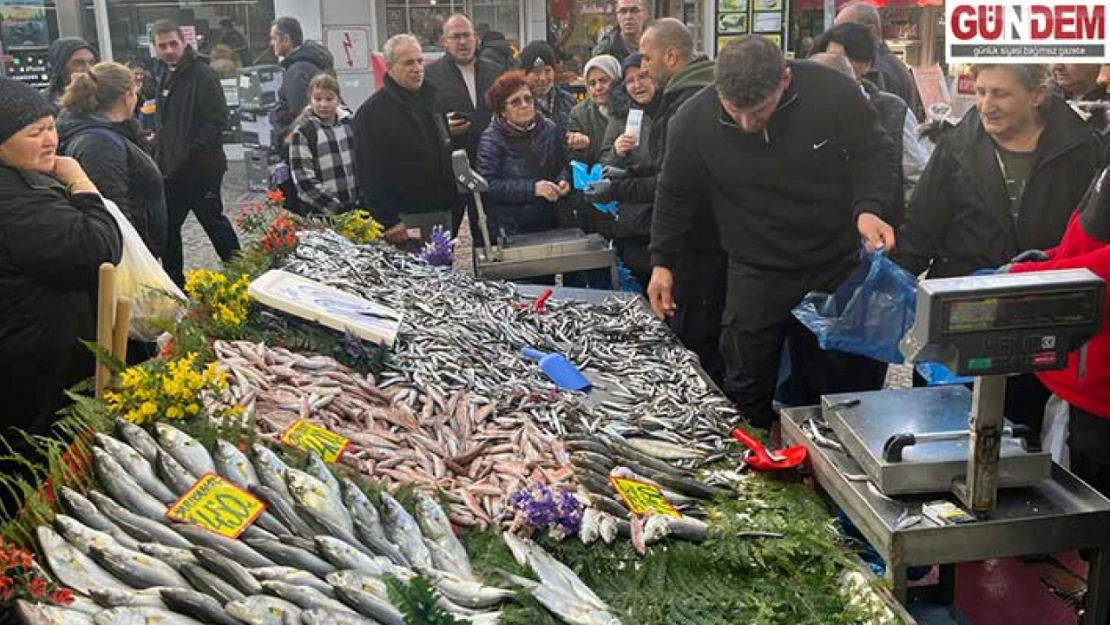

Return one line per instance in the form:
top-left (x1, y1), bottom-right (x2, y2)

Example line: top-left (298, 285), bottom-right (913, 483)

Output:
top-left (0, 213), bottom-right (910, 625)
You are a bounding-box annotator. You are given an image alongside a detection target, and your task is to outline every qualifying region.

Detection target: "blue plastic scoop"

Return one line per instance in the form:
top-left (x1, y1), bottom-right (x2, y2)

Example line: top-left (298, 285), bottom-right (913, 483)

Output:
top-left (521, 347), bottom-right (592, 392)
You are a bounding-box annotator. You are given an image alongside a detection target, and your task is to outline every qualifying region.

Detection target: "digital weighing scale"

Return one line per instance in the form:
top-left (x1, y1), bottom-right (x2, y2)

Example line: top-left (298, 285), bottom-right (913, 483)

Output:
top-left (779, 269), bottom-right (1110, 618)
top-left (452, 150), bottom-right (620, 285)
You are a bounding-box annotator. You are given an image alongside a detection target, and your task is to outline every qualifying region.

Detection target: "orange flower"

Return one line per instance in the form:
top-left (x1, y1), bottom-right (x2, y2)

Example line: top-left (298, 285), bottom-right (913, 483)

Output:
top-left (28, 577), bottom-right (47, 599)
top-left (265, 189), bottom-right (285, 203)
top-left (19, 551), bottom-right (32, 570)
top-left (51, 588), bottom-right (74, 605)
top-left (159, 337), bottom-right (176, 358)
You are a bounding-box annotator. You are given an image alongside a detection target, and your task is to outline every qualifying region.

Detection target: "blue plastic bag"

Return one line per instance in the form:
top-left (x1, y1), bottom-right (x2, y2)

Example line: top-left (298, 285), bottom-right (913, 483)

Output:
top-left (915, 362), bottom-right (974, 386)
top-left (570, 161), bottom-right (617, 215)
top-left (791, 249), bottom-right (918, 364)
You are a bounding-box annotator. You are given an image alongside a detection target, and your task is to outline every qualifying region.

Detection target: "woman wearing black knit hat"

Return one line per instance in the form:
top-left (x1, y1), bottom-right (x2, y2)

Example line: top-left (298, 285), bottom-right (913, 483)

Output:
top-left (0, 76), bottom-right (122, 515)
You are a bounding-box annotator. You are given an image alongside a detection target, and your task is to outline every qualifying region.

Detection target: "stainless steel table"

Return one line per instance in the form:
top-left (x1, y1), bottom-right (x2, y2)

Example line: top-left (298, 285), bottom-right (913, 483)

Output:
top-left (782, 405), bottom-right (1110, 621)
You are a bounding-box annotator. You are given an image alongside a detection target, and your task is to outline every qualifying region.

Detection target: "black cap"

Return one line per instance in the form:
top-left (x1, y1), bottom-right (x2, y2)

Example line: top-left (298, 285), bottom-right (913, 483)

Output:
top-left (520, 41), bottom-right (556, 72)
top-left (622, 52), bottom-right (644, 75)
top-left (0, 76), bottom-right (57, 146)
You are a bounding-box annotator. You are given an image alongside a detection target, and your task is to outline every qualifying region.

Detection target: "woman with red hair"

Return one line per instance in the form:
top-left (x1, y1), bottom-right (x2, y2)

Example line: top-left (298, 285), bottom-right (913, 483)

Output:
top-left (475, 70), bottom-right (570, 241)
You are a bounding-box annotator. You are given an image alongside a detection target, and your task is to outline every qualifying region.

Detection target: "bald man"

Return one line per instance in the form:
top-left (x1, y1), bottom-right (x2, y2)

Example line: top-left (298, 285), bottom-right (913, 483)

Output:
top-left (425, 13), bottom-right (504, 234)
top-left (835, 1), bottom-right (923, 119)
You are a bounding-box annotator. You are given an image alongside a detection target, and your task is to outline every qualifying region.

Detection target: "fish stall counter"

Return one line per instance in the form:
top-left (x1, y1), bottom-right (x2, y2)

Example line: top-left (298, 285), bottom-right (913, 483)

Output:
top-left (781, 270), bottom-right (1110, 620)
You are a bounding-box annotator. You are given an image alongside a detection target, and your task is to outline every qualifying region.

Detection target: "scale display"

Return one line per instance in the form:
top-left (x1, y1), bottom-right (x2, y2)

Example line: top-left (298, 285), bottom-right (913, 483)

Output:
top-left (901, 269), bottom-right (1104, 376)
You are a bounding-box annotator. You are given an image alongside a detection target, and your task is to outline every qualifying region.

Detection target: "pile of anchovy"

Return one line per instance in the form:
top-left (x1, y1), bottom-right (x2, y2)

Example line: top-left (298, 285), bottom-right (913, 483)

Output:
top-left (284, 231), bottom-right (744, 464)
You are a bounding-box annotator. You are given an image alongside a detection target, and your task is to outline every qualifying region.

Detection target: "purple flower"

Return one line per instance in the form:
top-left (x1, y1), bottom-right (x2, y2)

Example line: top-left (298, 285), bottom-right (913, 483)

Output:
top-left (510, 483), bottom-right (583, 537)
top-left (420, 225), bottom-right (454, 266)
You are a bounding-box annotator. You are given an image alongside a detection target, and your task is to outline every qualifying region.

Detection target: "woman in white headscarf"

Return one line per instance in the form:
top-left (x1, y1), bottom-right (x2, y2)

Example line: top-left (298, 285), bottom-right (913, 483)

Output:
top-left (567, 54), bottom-right (621, 165)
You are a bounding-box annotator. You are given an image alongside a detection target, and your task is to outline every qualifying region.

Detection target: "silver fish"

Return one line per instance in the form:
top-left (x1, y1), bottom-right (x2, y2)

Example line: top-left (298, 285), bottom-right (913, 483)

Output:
top-left (250, 566), bottom-right (336, 597)
top-left (304, 452), bottom-right (343, 502)
top-left (352, 517), bottom-right (409, 568)
top-left (92, 447), bottom-right (168, 520)
top-left (159, 587), bottom-right (242, 625)
top-left (88, 588), bottom-right (169, 609)
top-left (225, 596), bottom-right (301, 625)
top-left (413, 492), bottom-right (473, 580)
top-left (329, 586), bottom-right (404, 625)
top-left (248, 484), bottom-right (317, 540)
top-left (179, 561), bottom-right (246, 605)
top-left (87, 491), bottom-right (191, 549)
top-left (642, 514), bottom-right (707, 544)
top-left (91, 607), bottom-right (206, 625)
top-left (54, 514), bottom-right (122, 554)
top-left (117, 420), bottom-right (163, 463)
top-left (15, 601), bottom-right (95, 625)
top-left (379, 492), bottom-right (433, 573)
top-left (135, 544), bottom-right (197, 571)
top-left (314, 535), bottom-right (380, 571)
top-left (242, 538), bottom-right (335, 576)
top-left (171, 523), bottom-right (276, 568)
top-left (192, 546), bottom-right (263, 595)
top-left (501, 533), bottom-right (610, 612)
top-left (284, 468), bottom-right (352, 534)
top-left (36, 526), bottom-right (131, 595)
top-left (154, 423), bottom-right (216, 477)
top-left (58, 487), bottom-right (142, 551)
top-left (301, 608), bottom-right (380, 625)
top-left (156, 450), bottom-right (199, 497)
top-left (252, 445), bottom-right (295, 500)
top-left (96, 434), bottom-right (177, 504)
top-left (427, 572), bottom-right (516, 610)
top-left (578, 508), bottom-right (600, 546)
top-left (88, 543), bottom-right (190, 589)
top-left (213, 439), bottom-right (260, 490)
top-left (259, 581), bottom-right (354, 614)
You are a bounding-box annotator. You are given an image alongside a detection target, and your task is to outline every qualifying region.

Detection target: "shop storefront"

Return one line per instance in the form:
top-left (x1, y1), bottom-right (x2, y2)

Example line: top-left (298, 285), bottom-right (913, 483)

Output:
top-left (377, 0), bottom-right (525, 54)
top-left (0, 0), bottom-right (61, 87)
top-left (790, 0), bottom-right (944, 67)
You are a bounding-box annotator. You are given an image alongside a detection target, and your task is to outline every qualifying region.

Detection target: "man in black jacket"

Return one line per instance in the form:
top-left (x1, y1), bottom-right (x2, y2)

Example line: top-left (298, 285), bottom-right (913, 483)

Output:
top-left (44, 37), bottom-right (96, 105)
top-left (271, 17), bottom-right (336, 135)
top-left (648, 35), bottom-right (897, 428)
top-left (835, 1), bottom-right (923, 121)
top-left (152, 20), bottom-right (240, 286)
top-left (425, 14), bottom-right (503, 234)
top-left (479, 31), bottom-right (517, 73)
top-left (592, 0), bottom-right (647, 62)
top-left (354, 34), bottom-right (457, 248)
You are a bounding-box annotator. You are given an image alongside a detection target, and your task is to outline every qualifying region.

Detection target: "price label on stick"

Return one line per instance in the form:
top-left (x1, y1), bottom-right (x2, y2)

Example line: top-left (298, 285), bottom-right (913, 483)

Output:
top-left (166, 473), bottom-right (267, 538)
top-left (281, 419), bottom-right (350, 463)
top-left (609, 476), bottom-right (681, 518)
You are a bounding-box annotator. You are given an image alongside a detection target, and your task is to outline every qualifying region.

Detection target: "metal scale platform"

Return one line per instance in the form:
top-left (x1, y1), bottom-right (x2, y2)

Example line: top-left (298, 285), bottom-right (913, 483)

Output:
top-left (779, 269), bottom-right (1110, 618)
top-left (451, 151), bottom-right (619, 285)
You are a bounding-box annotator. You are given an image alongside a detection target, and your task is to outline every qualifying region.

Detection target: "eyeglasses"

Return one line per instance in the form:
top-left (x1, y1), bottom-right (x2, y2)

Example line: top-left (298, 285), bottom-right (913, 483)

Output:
top-left (446, 32), bottom-right (474, 41)
top-left (617, 6), bottom-right (642, 15)
top-left (506, 94), bottom-right (534, 108)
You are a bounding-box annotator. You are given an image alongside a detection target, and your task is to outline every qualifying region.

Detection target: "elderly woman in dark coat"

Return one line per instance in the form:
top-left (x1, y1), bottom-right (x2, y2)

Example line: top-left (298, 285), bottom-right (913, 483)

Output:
top-left (0, 76), bottom-right (122, 513)
top-left (476, 70), bottom-right (570, 241)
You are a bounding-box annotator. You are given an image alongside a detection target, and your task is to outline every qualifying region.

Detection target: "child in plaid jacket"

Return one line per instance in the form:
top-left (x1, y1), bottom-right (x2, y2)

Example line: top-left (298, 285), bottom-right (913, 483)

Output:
top-left (287, 74), bottom-right (358, 214)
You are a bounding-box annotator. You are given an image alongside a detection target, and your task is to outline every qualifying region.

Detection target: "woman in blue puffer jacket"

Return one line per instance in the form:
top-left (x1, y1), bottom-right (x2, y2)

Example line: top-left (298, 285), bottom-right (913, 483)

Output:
top-left (476, 70), bottom-right (570, 241)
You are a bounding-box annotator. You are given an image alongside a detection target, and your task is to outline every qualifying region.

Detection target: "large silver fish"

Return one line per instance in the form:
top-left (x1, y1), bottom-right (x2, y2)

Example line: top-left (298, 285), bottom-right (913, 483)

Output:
top-left (91, 607), bottom-right (206, 625)
top-left (301, 609), bottom-right (380, 625)
top-left (14, 600), bottom-right (95, 625)
top-left (314, 536), bottom-right (380, 571)
top-left (92, 447), bottom-right (168, 520)
top-left (379, 492), bottom-right (433, 573)
top-left (36, 526), bottom-right (131, 595)
top-left (54, 514), bottom-right (122, 555)
top-left (329, 586), bottom-right (404, 625)
top-left (303, 452), bottom-right (343, 502)
top-left (284, 468), bottom-right (352, 534)
top-left (241, 538), bottom-right (336, 577)
top-left (88, 543), bottom-right (190, 589)
top-left (87, 492), bottom-right (192, 549)
top-left (213, 439), bottom-right (260, 490)
top-left (57, 487), bottom-right (141, 551)
top-left (179, 562), bottom-right (246, 605)
top-left (153, 423), bottom-right (216, 477)
top-left (116, 420), bottom-right (163, 463)
top-left (414, 491), bottom-right (473, 579)
top-left (225, 595), bottom-right (301, 625)
top-left (159, 588), bottom-right (241, 625)
top-left (155, 450), bottom-right (200, 497)
top-left (191, 546), bottom-right (263, 595)
top-left (250, 566), bottom-right (337, 597)
top-left (88, 588), bottom-right (169, 609)
top-left (95, 434), bottom-right (177, 504)
top-left (171, 523), bottom-right (277, 568)
top-left (259, 581), bottom-right (354, 614)
top-left (252, 444), bottom-right (295, 500)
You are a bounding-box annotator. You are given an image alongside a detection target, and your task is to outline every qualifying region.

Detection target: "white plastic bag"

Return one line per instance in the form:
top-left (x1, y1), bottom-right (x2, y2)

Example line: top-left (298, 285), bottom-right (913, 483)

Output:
top-left (102, 198), bottom-right (186, 341)
top-left (1042, 394), bottom-right (1071, 469)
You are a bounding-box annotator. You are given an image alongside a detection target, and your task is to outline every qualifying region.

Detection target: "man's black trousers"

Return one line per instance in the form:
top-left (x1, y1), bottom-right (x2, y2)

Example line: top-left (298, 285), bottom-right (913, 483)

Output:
top-left (164, 176), bottom-right (241, 286)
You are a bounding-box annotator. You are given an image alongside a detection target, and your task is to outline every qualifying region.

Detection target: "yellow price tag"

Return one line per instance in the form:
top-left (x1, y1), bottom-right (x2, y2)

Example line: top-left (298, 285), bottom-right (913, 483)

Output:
top-left (609, 476), bottom-right (681, 518)
top-left (165, 473), bottom-right (267, 538)
top-left (281, 419), bottom-right (350, 463)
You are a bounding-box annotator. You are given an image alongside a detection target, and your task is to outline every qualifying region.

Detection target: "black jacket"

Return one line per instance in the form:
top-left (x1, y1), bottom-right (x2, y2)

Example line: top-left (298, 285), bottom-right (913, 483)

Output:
top-left (0, 166), bottom-right (122, 433)
top-left (45, 37), bottom-right (95, 105)
top-left (154, 47), bottom-right (228, 187)
top-left (871, 43), bottom-right (923, 121)
top-left (424, 54), bottom-right (502, 160)
top-left (861, 79), bottom-right (909, 228)
top-left (58, 112), bottom-right (168, 258)
top-left (354, 75), bottom-right (457, 229)
top-left (479, 37), bottom-right (517, 73)
top-left (537, 85), bottom-right (578, 136)
top-left (275, 41), bottom-right (335, 134)
top-left (476, 116), bottom-right (569, 238)
top-left (600, 78), bottom-right (660, 239)
top-left (897, 98), bottom-right (1104, 278)
top-left (652, 61), bottom-right (896, 273)
top-left (592, 26), bottom-right (636, 62)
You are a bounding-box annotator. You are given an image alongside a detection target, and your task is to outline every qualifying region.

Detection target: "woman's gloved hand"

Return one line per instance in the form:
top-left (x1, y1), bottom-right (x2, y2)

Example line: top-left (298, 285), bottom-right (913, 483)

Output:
top-left (1010, 249), bottom-right (1050, 263)
top-left (584, 179), bottom-right (615, 203)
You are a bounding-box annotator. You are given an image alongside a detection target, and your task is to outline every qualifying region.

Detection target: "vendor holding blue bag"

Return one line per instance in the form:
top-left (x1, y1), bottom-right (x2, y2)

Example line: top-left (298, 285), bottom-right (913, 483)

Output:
top-left (895, 63), bottom-right (1104, 441)
top-left (648, 36), bottom-right (898, 429)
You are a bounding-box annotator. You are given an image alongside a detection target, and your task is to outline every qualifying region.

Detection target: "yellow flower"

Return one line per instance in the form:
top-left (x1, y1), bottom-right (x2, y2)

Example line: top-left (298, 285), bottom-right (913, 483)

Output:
top-left (140, 401), bottom-right (158, 416)
top-left (186, 403), bottom-right (200, 415)
top-left (125, 408), bottom-right (144, 424)
top-left (166, 405), bottom-right (185, 419)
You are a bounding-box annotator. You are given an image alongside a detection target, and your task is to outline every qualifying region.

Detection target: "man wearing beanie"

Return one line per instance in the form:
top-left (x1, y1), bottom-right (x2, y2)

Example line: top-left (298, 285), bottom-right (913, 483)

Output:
top-left (45, 37), bottom-right (97, 105)
top-left (593, 0), bottom-right (648, 62)
top-left (568, 54), bottom-right (620, 164)
top-left (520, 41), bottom-right (576, 135)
